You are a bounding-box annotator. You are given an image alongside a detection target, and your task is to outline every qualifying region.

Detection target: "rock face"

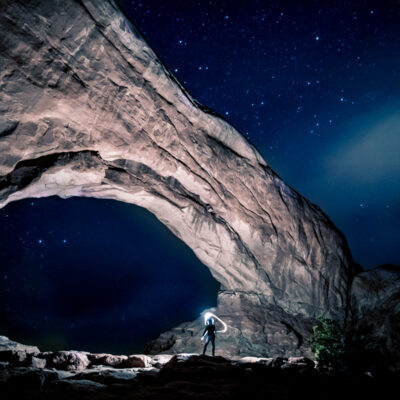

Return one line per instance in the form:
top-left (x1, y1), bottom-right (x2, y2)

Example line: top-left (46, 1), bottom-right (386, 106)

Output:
top-left (0, 336), bottom-right (39, 354)
top-left (0, 0), bottom-right (356, 356)
top-left (349, 265), bottom-right (400, 371)
top-left (145, 291), bottom-right (316, 358)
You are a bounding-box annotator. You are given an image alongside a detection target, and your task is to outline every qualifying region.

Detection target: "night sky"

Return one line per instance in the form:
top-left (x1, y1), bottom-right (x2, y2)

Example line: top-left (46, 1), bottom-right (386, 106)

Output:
top-left (1, 1), bottom-right (400, 353)
top-left (117, 0), bottom-right (400, 269)
top-left (0, 198), bottom-right (219, 353)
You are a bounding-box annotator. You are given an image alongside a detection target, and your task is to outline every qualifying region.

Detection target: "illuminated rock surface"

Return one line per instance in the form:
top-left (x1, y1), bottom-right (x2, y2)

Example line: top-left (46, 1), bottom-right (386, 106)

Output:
top-left (0, 336), bottom-right (39, 354)
top-left (0, 0), bottom-right (358, 357)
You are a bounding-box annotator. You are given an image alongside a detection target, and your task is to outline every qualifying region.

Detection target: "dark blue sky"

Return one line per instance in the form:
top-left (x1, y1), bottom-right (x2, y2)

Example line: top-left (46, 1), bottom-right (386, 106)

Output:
top-left (117, 0), bottom-right (400, 269)
top-left (0, 198), bottom-right (219, 353)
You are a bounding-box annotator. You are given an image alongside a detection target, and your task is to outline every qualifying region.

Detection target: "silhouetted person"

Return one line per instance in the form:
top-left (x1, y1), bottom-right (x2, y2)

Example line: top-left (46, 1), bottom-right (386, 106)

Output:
top-left (202, 317), bottom-right (216, 356)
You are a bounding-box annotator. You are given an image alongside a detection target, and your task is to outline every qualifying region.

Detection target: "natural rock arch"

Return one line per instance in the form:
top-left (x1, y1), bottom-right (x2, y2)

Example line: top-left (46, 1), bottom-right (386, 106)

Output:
top-left (0, 0), bottom-right (355, 356)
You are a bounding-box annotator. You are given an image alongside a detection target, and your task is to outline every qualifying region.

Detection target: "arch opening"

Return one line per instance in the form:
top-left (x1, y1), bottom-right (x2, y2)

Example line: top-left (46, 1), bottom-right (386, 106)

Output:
top-left (0, 196), bottom-right (220, 354)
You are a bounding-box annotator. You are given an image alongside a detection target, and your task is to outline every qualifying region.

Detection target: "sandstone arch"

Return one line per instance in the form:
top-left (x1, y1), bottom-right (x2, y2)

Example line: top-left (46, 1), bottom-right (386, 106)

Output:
top-left (0, 0), bottom-right (355, 356)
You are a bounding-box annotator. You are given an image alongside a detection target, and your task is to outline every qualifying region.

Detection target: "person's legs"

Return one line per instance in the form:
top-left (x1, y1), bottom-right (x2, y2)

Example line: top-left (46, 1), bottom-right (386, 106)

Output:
top-left (211, 336), bottom-right (215, 356)
top-left (202, 336), bottom-right (210, 355)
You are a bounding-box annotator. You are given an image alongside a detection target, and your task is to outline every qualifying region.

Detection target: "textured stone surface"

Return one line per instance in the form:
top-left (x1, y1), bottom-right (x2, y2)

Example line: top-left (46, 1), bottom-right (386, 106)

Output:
top-left (88, 353), bottom-right (151, 368)
top-left (145, 291), bottom-right (316, 358)
top-left (39, 351), bottom-right (91, 371)
top-left (0, 0), bottom-right (356, 356)
top-left (30, 356), bottom-right (47, 369)
top-left (0, 336), bottom-right (39, 354)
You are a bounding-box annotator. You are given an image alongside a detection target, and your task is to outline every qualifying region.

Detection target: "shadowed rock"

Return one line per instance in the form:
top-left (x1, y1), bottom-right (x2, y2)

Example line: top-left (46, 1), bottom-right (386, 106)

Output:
top-left (39, 351), bottom-right (90, 371)
top-left (349, 265), bottom-right (400, 371)
top-left (88, 353), bottom-right (150, 368)
top-left (1, 336), bottom-right (400, 400)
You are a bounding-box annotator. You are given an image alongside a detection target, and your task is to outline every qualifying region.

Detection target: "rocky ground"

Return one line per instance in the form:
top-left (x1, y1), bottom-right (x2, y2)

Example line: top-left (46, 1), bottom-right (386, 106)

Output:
top-left (1, 336), bottom-right (398, 400)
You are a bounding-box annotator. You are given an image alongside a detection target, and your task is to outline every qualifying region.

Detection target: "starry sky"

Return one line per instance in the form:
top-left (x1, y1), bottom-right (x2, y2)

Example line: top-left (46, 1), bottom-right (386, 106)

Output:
top-left (117, 0), bottom-right (400, 269)
top-left (0, 198), bottom-right (219, 353)
top-left (1, 0), bottom-right (399, 354)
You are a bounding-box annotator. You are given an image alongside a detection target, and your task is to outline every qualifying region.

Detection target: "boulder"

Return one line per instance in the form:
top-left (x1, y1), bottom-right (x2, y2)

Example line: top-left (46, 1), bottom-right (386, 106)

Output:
top-left (29, 356), bottom-right (46, 369)
top-left (88, 353), bottom-right (128, 367)
top-left (88, 353), bottom-right (150, 368)
top-left (0, 336), bottom-right (39, 354)
top-left (0, 350), bottom-right (28, 365)
top-left (121, 355), bottom-right (150, 368)
top-left (148, 354), bottom-right (174, 369)
top-left (39, 351), bottom-right (90, 371)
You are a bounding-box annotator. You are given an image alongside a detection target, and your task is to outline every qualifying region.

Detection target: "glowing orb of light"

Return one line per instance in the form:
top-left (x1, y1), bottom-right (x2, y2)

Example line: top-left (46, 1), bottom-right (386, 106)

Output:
top-left (204, 312), bottom-right (214, 323)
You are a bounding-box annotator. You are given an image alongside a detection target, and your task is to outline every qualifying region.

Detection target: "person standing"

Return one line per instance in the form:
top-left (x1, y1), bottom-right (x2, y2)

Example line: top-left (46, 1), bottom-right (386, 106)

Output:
top-left (201, 317), bottom-right (216, 356)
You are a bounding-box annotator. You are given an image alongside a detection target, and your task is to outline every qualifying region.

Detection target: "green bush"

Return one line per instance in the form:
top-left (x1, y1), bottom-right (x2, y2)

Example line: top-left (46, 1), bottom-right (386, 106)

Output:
top-left (309, 316), bottom-right (345, 371)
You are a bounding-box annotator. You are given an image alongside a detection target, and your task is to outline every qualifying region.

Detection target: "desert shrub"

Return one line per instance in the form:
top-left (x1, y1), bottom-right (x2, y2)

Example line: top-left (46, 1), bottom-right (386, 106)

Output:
top-left (309, 316), bottom-right (345, 372)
